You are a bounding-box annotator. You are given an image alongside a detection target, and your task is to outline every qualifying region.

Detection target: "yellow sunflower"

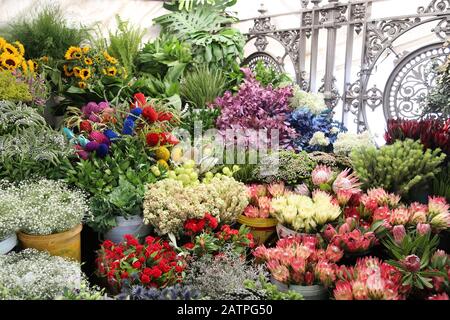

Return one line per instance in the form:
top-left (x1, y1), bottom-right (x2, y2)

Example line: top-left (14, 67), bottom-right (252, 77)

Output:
top-left (14, 41), bottom-right (25, 56)
top-left (21, 61), bottom-right (28, 73)
top-left (73, 66), bottom-right (82, 78)
top-left (79, 68), bottom-right (91, 80)
top-left (1, 53), bottom-right (20, 70)
top-left (78, 81), bottom-right (87, 89)
top-left (82, 46), bottom-right (90, 54)
top-left (65, 46), bottom-right (83, 60)
top-left (106, 66), bottom-right (117, 77)
top-left (27, 60), bottom-right (37, 73)
top-left (0, 37), bottom-right (6, 50)
top-left (63, 64), bottom-right (74, 77)
top-left (3, 43), bottom-right (19, 57)
top-left (103, 51), bottom-right (118, 64)
top-left (84, 57), bottom-right (93, 65)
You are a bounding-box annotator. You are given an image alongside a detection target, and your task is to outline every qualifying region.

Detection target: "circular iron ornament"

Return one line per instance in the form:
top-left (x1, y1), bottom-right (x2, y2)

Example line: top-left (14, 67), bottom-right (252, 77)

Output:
top-left (383, 42), bottom-right (450, 120)
top-left (242, 52), bottom-right (285, 74)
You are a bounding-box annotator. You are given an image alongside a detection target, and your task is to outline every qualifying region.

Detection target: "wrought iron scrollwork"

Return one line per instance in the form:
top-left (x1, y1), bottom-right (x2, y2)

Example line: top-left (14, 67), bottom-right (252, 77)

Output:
top-left (418, 0), bottom-right (450, 14)
top-left (242, 52), bottom-right (284, 74)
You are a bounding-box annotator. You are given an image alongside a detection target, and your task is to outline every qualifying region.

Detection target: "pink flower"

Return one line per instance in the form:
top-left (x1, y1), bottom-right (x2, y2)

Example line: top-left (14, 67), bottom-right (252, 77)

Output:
top-left (409, 202), bottom-right (428, 224)
top-left (258, 197), bottom-right (272, 218)
top-left (428, 196), bottom-right (450, 215)
top-left (244, 206), bottom-right (260, 218)
top-left (334, 281), bottom-right (353, 300)
top-left (416, 223), bottom-right (431, 236)
top-left (338, 223), bottom-right (351, 235)
top-left (290, 257), bottom-right (306, 273)
top-left (267, 181), bottom-right (285, 197)
top-left (332, 168), bottom-right (362, 194)
top-left (392, 225), bottom-right (406, 244)
top-left (315, 260), bottom-right (337, 287)
top-left (352, 280), bottom-right (368, 300)
top-left (294, 183), bottom-right (310, 196)
top-left (402, 255), bottom-right (421, 273)
top-left (325, 244), bottom-right (344, 263)
top-left (427, 293), bottom-right (449, 300)
top-left (311, 165), bottom-right (333, 186)
top-left (323, 224), bottom-right (337, 241)
top-left (336, 189), bottom-right (354, 206)
top-left (389, 208), bottom-right (410, 225)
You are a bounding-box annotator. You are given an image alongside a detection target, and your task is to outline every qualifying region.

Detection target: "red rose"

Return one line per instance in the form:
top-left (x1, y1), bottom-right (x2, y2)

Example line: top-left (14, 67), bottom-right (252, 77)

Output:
top-left (134, 93), bottom-right (147, 107)
top-left (132, 261), bottom-right (141, 269)
top-left (139, 257), bottom-right (145, 263)
top-left (158, 112), bottom-right (173, 122)
top-left (204, 213), bottom-right (218, 230)
top-left (145, 236), bottom-right (156, 244)
top-left (102, 240), bottom-right (114, 249)
top-left (142, 106), bottom-right (158, 123)
top-left (196, 219), bottom-right (206, 232)
top-left (120, 271), bottom-right (129, 279)
top-left (80, 120), bottom-right (92, 133)
top-left (143, 268), bottom-right (152, 276)
top-left (151, 267), bottom-right (162, 279)
top-left (140, 274), bottom-right (151, 284)
top-left (146, 132), bottom-right (160, 147)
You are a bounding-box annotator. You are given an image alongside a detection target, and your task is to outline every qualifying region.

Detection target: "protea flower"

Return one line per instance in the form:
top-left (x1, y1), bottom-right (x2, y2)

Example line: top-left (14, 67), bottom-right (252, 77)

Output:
top-left (389, 208), bottom-right (410, 225)
top-left (267, 181), bottom-right (285, 197)
top-left (364, 188), bottom-right (400, 207)
top-left (311, 165), bottom-right (333, 186)
top-left (366, 274), bottom-right (385, 300)
top-left (431, 249), bottom-right (447, 266)
top-left (325, 244), bottom-right (344, 263)
top-left (428, 196), bottom-right (449, 216)
top-left (402, 255), bottom-right (421, 272)
top-left (244, 206), bottom-right (260, 218)
top-left (323, 224), bottom-right (337, 241)
top-left (258, 197), bottom-right (272, 218)
top-left (294, 183), bottom-right (310, 196)
top-left (392, 225), bottom-right (406, 244)
top-left (416, 223), bottom-right (431, 235)
top-left (373, 206), bottom-right (390, 221)
top-left (409, 202), bottom-right (429, 224)
top-left (352, 280), bottom-right (368, 300)
top-left (267, 260), bottom-right (290, 283)
top-left (290, 257), bottom-right (306, 274)
top-left (315, 260), bottom-right (337, 287)
top-left (336, 189), bottom-right (354, 206)
top-left (332, 168), bottom-right (362, 194)
top-left (334, 281), bottom-right (353, 300)
top-left (427, 293), bottom-right (449, 300)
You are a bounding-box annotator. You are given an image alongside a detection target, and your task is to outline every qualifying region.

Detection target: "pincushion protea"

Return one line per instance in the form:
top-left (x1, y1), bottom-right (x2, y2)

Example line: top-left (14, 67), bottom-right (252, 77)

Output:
top-left (311, 165), bottom-right (333, 186)
top-left (332, 168), bottom-right (361, 195)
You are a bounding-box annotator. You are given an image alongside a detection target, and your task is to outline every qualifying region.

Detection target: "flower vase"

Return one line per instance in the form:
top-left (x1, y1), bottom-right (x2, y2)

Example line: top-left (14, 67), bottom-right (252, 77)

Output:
top-left (270, 276), bottom-right (328, 300)
top-left (237, 215), bottom-right (278, 245)
top-left (0, 233), bottom-right (18, 255)
top-left (102, 215), bottom-right (150, 244)
top-left (276, 223), bottom-right (302, 239)
top-left (17, 224), bottom-right (82, 261)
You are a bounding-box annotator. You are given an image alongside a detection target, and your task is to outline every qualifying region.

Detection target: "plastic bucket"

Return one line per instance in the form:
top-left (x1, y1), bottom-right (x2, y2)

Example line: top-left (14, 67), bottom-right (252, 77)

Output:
top-left (0, 233), bottom-right (18, 255)
top-left (276, 223), bottom-right (302, 239)
top-left (237, 215), bottom-right (278, 245)
top-left (289, 284), bottom-right (329, 300)
top-left (103, 215), bottom-right (150, 244)
top-left (17, 224), bottom-right (82, 261)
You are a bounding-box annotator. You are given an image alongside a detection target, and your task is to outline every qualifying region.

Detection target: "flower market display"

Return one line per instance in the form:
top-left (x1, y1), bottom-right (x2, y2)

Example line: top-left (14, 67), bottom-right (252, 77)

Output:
top-left (0, 0), bottom-right (449, 304)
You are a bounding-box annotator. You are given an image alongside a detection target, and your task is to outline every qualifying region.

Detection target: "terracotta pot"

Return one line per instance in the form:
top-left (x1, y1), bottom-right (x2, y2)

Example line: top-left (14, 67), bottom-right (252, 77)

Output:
top-left (237, 215), bottom-right (278, 245)
top-left (17, 224), bottom-right (82, 261)
top-left (0, 233), bottom-right (17, 255)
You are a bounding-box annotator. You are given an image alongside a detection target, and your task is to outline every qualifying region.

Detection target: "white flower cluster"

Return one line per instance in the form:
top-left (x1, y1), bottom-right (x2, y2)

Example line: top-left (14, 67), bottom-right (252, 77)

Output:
top-left (333, 131), bottom-right (374, 156)
top-left (0, 249), bottom-right (81, 300)
top-left (309, 131), bottom-right (330, 147)
top-left (143, 175), bottom-right (249, 235)
top-left (290, 86), bottom-right (327, 115)
top-left (0, 180), bottom-right (21, 240)
top-left (0, 179), bottom-right (91, 236)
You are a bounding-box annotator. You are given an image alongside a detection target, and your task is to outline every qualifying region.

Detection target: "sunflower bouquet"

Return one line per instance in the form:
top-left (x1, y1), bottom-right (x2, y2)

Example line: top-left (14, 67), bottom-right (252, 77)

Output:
top-left (0, 37), bottom-right (36, 74)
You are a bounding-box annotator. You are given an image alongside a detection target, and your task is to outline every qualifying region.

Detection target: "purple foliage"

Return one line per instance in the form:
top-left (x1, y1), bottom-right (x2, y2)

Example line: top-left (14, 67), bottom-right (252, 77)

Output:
top-left (214, 69), bottom-right (297, 150)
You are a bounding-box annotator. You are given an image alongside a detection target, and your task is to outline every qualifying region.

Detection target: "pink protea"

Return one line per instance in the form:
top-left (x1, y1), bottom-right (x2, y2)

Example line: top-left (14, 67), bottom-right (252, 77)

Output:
top-left (431, 249), bottom-right (447, 266)
top-left (427, 293), bottom-right (449, 300)
top-left (334, 281), bottom-right (353, 300)
top-left (364, 188), bottom-right (400, 207)
top-left (290, 257), bottom-right (306, 274)
top-left (416, 223), bottom-right (431, 235)
top-left (323, 224), bottom-right (337, 241)
top-left (311, 165), bottom-right (333, 186)
top-left (267, 181), bottom-right (285, 197)
top-left (389, 208), bottom-right (410, 225)
top-left (294, 183), bottom-right (310, 196)
top-left (409, 202), bottom-right (429, 224)
top-left (244, 205), bottom-right (260, 218)
top-left (315, 260), bottom-right (337, 287)
top-left (325, 244), bottom-right (344, 263)
top-left (332, 168), bottom-right (362, 194)
top-left (336, 189), bottom-right (354, 206)
top-left (373, 205), bottom-right (390, 221)
top-left (352, 280), bottom-right (368, 300)
top-left (392, 225), bottom-right (406, 244)
top-left (253, 245), bottom-right (269, 260)
top-left (402, 255), bottom-right (421, 273)
top-left (428, 196), bottom-right (450, 215)
top-left (247, 184), bottom-right (267, 204)
top-left (258, 197), bottom-right (272, 218)
top-left (267, 260), bottom-right (290, 283)
top-left (366, 274), bottom-right (386, 300)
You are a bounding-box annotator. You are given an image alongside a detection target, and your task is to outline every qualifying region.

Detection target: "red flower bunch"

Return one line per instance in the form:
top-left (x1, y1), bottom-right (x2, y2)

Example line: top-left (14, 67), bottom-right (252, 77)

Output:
top-left (385, 118), bottom-right (450, 155)
top-left (334, 257), bottom-right (405, 300)
top-left (323, 218), bottom-right (378, 253)
top-left (181, 213), bottom-right (254, 256)
top-left (96, 234), bottom-right (185, 290)
top-left (253, 236), bottom-right (343, 287)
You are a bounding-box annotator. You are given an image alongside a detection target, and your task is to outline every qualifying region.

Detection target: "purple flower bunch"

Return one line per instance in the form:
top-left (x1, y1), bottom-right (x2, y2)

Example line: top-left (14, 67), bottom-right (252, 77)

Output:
top-left (214, 68), bottom-right (297, 150)
top-left (81, 101), bottom-right (115, 123)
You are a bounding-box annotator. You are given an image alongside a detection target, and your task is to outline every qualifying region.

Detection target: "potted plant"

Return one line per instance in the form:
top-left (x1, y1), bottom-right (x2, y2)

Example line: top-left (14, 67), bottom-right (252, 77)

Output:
top-left (11, 179), bottom-right (90, 261)
top-left (237, 183), bottom-right (285, 245)
top-left (253, 235), bottom-right (343, 300)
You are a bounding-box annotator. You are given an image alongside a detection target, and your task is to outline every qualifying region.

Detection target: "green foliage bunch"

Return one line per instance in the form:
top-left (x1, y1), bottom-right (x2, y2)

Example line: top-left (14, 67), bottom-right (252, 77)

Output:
top-left (351, 139), bottom-right (446, 196)
top-left (0, 71), bottom-right (32, 102)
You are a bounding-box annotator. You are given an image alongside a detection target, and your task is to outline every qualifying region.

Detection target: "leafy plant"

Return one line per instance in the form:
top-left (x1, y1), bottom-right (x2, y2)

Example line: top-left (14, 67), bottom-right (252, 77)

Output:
top-left (163, 0), bottom-right (237, 12)
top-left (351, 139), bottom-right (446, 197)
top-left (1, 4), bottom-right (88, 60)
top-left (243, 276), bottom-right (303, 300)
top-left (424, 48), bottom-right (450, 119)
top-left (253, 60), bottom-right (292, 88)
top-left (0, 71), bottom-right (32, 102)
top-left (431, 164), bottom-right (450, 202)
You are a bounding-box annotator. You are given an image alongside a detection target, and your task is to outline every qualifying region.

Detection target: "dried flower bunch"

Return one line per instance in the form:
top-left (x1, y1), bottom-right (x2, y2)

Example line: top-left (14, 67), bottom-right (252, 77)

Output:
top-left (0, 179), bottom-right (91, 236)
top-left (143, 175), bottom-right (249, 235)
top-left (0, 249), bottom-right (82, 300)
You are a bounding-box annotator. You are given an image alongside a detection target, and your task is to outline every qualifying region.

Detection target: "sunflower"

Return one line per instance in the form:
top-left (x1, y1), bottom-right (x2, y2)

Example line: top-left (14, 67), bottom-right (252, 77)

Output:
top-left (63, 64), bottom-right (74, 77)
top-left (82, 46), bottom-right (90, 54)
top-left (78, 81), bottom-right (87, 89)
top-left (65, 46), bottom-right (83, 60)
top-left (21, 61), bottom-right (28, 73)
top-left (73, 66), bottom-right (82, 78)
top-left (84, 57), bottom-right (93, 65)
top-left (79, 68), bottom-right (91, 80)
top-left (27, 60), bottom-right (37, 73)
top-left (106, 66), bottom-right (117, 77)
top-left (103, 51), bottom-right (118, 64)
top-left (1, 53), bottom-right (20, 70)
top-left (3, 43), bottom-right (19, 57)
top-left (14, 41), bottom-right (25, 56)
top-left (0, 37), bottom-right (6, 50)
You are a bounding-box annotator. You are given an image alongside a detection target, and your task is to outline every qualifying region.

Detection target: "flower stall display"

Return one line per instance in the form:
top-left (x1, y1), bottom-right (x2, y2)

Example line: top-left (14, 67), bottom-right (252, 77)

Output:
top-left (238, 183), bottom-right (285, 245)
top-left (0, 249), bottom-right (84, 300)
top-left (0, 179), bottom-right (91, 261)
top-left (143, 175), bottom-right (249, 236)
top-left (254, 236), bottom-right (343, 299)
top-left (271, 190), bottom-right (341, 237)
top-left (333, 257), bottom-right (405, 300)
top-left (0, 181), bottom-right (21, 254)
top-left (0, 37), bottom-right (36, 74)
top-left (96, 234), bottom-right (186, 293)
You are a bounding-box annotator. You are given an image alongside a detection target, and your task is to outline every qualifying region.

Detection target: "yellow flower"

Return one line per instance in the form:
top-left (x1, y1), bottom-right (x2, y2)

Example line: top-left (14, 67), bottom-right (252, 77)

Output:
top-left (65, 46), bottom-right (83, 60)
top-left (103, 51), bottom-right (118, 64)
top-left (21, 61), bottom-right (28, 72)
top-left (84, 57), bottom-right (93, 65)
top-left (106, 66), bottom-right (117, 77)
top-left (82, 46), bottom-right (90, 54)
top-left (0, 37), bottom-right (6, 50)
top-left (63, 64), bottom-right (74, 77)
top-left (41, 56), bottom-right (49, 63)
top-left (73, 66), bottom-right (82, 78)
top-left (3, 43), bottom-right (19, 57)
top-left (14, 41), bottom-right (25, 56)
top-left (79, 68), bottom-right (91, 80)
top-left (157, 159), bottom-right (170, 170)
top-left (78, 81), bottom-right (87, 89)
top-left (27, 60), bottom-right (37, 73)
top-left (155, 146), bottom-right (171, 161)
top-left (1, 53), bottom-right (20, 70)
